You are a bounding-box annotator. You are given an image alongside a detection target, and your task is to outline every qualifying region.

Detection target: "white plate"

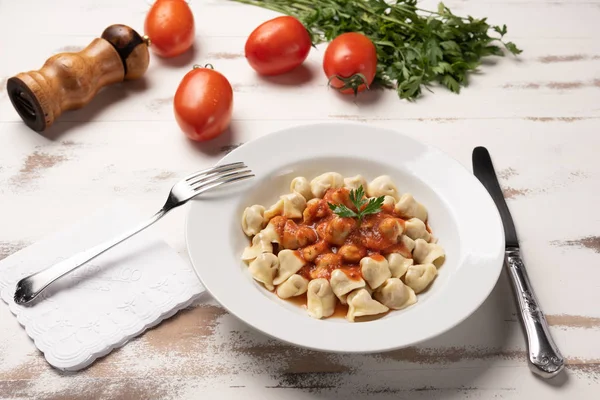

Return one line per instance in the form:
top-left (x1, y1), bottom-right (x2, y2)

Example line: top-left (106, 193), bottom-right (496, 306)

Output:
top-left (185, 122), bottom-right (504, 353)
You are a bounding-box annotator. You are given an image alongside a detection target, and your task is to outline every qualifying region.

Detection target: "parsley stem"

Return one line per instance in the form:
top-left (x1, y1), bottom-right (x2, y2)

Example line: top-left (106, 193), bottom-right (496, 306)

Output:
top-left (414, 7), bottom-right (469, 21)
top-left (353, 1), bottom-right (419, 33)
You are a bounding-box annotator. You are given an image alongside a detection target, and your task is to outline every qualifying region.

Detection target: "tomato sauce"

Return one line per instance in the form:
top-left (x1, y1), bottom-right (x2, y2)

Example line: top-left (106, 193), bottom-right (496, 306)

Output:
top-left (285, 292), bottom-right (307, 308)
top-left (331, 302), bottom-right (349, 319)
top-left (263, 188), bottom-right (412, 315)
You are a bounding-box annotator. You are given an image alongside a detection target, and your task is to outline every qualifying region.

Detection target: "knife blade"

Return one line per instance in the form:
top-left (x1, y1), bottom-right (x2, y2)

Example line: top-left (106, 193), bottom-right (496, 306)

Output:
top-left (472, 146), bottom-right (565, 379)
top-left (472, 147), bottom-right (518, 248)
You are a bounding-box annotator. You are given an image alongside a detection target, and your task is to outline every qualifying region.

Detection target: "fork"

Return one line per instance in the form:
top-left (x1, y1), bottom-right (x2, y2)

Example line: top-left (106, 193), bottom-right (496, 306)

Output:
top-left (13, 162), bottom-right (254, 305)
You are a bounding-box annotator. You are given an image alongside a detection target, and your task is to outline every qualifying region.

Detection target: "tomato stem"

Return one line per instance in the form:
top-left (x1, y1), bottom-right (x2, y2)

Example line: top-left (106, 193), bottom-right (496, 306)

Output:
top-left (327, 73), bottom-right (369, 96)
top-left (193, 63), bottom-right (215, 70)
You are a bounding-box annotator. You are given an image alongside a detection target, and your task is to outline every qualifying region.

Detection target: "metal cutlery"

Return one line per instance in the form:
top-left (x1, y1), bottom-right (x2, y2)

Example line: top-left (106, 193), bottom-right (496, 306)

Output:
top-left (14, 162), bottom-right (254, 305)
top-left (472, 146), bottom-right (564, 378)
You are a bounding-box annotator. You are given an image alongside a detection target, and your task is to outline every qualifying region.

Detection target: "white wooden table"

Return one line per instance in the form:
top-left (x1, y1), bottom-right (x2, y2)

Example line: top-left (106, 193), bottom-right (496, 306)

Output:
top-left (1, 0), bottom-right (599, 398)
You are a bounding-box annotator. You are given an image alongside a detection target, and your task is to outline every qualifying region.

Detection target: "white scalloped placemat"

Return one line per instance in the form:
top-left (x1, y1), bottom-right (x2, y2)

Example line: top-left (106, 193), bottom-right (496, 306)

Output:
top-left (0, 200), bottom-right (204, 371)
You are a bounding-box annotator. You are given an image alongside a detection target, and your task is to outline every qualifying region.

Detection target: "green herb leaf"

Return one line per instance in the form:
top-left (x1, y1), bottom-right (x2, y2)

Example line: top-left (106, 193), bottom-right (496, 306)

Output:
top-left (348, 185), bottom-right (366, 209)
top-left (493, 24), bottom-right (507, 37)
top-left (230, 0), bottom-right (522, 101)
top-left (328, 203), bottom-right (359, 218)
top-left (441, 74), bottom-right (460, 93)
top-left (504, 42), bottom-right (523, 55)
top-left (431, 61), bottom-right (452, 75)
top-left (361, 196), bottom-right (385, 216)
top-left (328, 185), bottom-right (384, 220)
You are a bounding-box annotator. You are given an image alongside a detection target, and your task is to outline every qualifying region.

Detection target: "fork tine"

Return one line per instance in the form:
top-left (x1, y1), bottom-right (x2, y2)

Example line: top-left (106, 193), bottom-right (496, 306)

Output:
top-left (190, 169), bottom-right (252, 191)
top-left (187, 163), bottom-right (248, 187)
top-left (184, 162), bottom-right (246, 182)
top-left (192, 172), bottom-right (255, 196)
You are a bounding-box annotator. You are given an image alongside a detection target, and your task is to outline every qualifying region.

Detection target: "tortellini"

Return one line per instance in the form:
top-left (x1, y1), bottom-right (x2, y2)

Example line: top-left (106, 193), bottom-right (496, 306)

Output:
top-left (343, 174), bottom-right (368, 191)
top-left (386, 253), bottom-right (413, 278)
top-left (346, 288), bottom-right (389, 322)
top-left (395, 193), bottom-right (428, 222)
top-left (404, 263), bottom-right (437, 293)
top-left (310, 172), bottom-right (343, 198)
top-left (413, 239), bottom-right (446, 267)
top-left (240, 173), bottom-right (446, 323)
top-left (338, 244), bottom-right (366, 263)
top-left (367, 175), bottom-right (400, 200)
top-left (276, 274), bottom-right (309, 299)
top-left (323, 216), bottom-right (356, 246)
top-left (330, 269), bottom-right (366, 301)
top-left (401, 235), bottom-right (416, 253)
top-left (302, 198), bottom-right (329, 224)
top-left (241, 205), bottom-right (266, 236)
top-left (360, 256), bottom-right (392, 290)
top-left (273, 249), bottom-right (306, 285)
top-left (248, 253), bottom-right (279, 291)
top-left (281, 221), bottom-right (317, 249)
top-left (241, 223), bottom-right (279, 261)
top-left (290, 177), bottom-right (313, 200)
top-left (264, 192), bottom-right (307, 220)
top-left (378, 217), bottom-right (404, 242)
top-left (382, 195), bottom-right (396, 210)
top-left (283, 192), bottom-right (307, 217)
top-left (302, 240), bottom-right (330, 262)
top-left (374, 278), bottom-right (417, 310)
top-left (404, 218), bottom-right (431, 242)
top-left (307, 278), bottom-right (336, 319)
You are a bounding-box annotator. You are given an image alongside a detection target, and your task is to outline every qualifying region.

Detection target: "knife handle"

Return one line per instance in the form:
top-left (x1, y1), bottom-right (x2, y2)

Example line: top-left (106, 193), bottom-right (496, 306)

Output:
top-left (505, 248), bottom-right (565, 378)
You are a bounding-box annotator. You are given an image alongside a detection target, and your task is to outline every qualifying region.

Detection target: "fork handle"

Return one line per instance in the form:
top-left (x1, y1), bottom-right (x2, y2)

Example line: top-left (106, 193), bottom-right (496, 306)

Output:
top-left (14, 208), bottom-right (168, 305)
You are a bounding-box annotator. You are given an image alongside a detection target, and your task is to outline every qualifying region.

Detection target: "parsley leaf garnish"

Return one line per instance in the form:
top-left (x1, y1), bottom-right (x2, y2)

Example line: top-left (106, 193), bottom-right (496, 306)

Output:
top-left (328, 203), bottom-right (359, 219)
top-left (230, 0), bottom-right (522, 100)
top-left (327, 185), bottom-right (384, 221)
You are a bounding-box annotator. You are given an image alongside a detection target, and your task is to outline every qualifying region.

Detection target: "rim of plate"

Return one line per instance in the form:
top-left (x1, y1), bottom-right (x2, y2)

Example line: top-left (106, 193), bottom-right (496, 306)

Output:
top-left (184, 122), bottom-right (505, 353)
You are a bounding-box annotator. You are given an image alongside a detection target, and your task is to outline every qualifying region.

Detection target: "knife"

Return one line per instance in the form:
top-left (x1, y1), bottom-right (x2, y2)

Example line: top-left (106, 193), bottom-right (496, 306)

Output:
top-left (472, 146), bottom-right (564, 379)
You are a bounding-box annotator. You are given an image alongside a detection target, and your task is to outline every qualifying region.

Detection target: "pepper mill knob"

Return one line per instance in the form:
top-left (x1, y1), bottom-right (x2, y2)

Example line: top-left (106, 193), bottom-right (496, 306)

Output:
top-left (6, 24), bottom-right (150, 132)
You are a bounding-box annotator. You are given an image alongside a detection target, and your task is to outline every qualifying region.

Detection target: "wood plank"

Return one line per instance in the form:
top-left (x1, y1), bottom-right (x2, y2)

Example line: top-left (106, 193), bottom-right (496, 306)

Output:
top-left (1, 0), bottom-right (598, 39)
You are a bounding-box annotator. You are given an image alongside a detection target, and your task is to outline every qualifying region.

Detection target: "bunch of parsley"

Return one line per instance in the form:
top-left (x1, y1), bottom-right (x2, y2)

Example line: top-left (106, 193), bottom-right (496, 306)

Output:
top-left (231, 0), bottom-right (522, 100)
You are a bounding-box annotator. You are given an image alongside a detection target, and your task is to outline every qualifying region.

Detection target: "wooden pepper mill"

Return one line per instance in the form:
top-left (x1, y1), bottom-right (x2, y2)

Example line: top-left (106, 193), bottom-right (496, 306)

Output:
top-left (6, 24), bottom-right (150, 132)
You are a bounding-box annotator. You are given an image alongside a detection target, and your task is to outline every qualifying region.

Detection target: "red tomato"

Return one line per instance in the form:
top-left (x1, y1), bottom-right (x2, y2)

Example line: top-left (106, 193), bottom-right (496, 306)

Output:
top-left (174, 65), bottom-right (233, 142)
top-left (323, 32), bottom-right (377, 95)
top-left (144, 0), bottom-right (195, 58)
top-left (245, 16), bottom-right (312, 76)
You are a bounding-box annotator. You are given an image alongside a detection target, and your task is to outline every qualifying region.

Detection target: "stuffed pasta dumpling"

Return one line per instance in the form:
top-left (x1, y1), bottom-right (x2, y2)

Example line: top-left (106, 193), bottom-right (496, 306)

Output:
top-left (241, 223), bottom-right (279, 261)
top-left (248, 253), bottom-right (279, 291)
top-left (404, 263), bottom-right (437, 293)
top-left (360, 255), bottom-right (392, 290)
top-left (413, 239), bottom-right (445, 267)
top-left (310, 172), bottom-right (343, 198)
top-left (264, 192), bottom-right (307, 220)
top-left (290, 177), bottom-right (313, 200)
top-left (330, 269), bottom-right (366, 302)
top-left (374, 278), bottom-right (416, 310)
top-left (404, 218), bottom-right (431, 242)
top-left (241, 205), bottom-right (265, 236)
top-left (346, 288), bottom-right (389, 322)
top-left (343, 175), bottom-right (368, 191)
top-left (367, 175), bottom-right (400, 200)
top-left (395, 193), bottom-right (427, 222)
top-left (386, 253), bottom-right (413, 278)
top-left (307, 278), bottom-right (336, 319)
top-left (276, 274), bottom-right (309, 299)
top-left (273, 249), bottom-right (306, 285)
